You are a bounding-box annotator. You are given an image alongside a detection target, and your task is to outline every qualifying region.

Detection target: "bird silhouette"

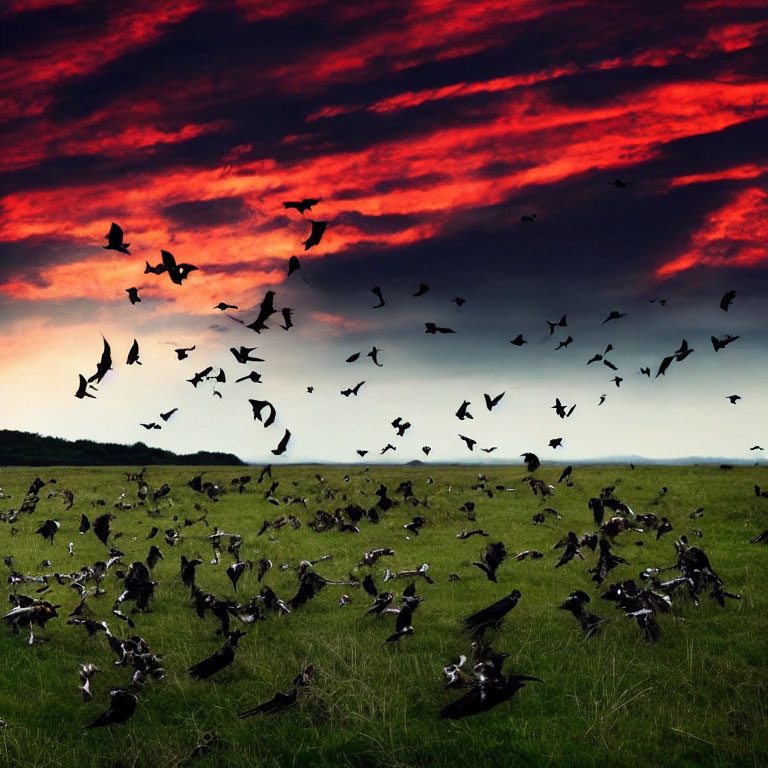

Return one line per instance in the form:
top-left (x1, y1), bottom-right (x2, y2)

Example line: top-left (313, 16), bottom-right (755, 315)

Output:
top-left (412, 283), bottom-right (430, 296)
top-left (75, 374), bottom-right (96, 399)
top-left (424, 321), bottom-right (457, 334)
top-left (380, 443), bottom-right (396, 454)
top-left (521, 452), bottom-right (540, 472)
top-left (471, 542), bottom-right (507, 582)
top-left (160, 408), bottom-right (178, 422)
top-left (140, 422), bottom-right (161, 430)
top-left (87, 337), bottom-right (112, 384)
top-left (484, 392), bottom-right (504, 410)
top-left (453, 296), bottom-right (466, 306)
top-left (175, 346), bottom-right (195, 360)
top-left (510, 334), bottom-right (527, 346)
top-left (367, 347), bottom-right (383, 366)
top-left (287, 255), bottom-right (301, 275)
top-left (303, 220), bottom-right (326, 250)
top-left (283, 198), bottom-right (320, 214)
top-left (346, 352), bottom-right (361, 363)
top-left (371, 286), bottom-right (386, 308)
top-left (126, 287), bottom-right (140, 305)
top-left (720, 290), bottom-right (736, 311)
top-left (189, 630), bottom-right (247, 679)
top-left (187, 367), bottom-right (213, 387)
top-left (247, 291), bottom-right (277, 333)
top-left (726, 395), bottom-right (741, 404)
top-left (712, 334), bottom-right (739, 351)
top-left (249, 399), bottom-right (276, 427)
top-left (341, 381), bottom-right (365, 397)
top-left (214, 302), bottom-right (238, 311)
top-left (459, 434), bottom-right (476, 451)
top-left (230, 346), bottom-right (264, 364)
top-left (103, 223), bottom-right (130, 254)
top-left (271, 429), bottom-right (291, 456)
top-left (456, 400), bottom-right (473, 420)
top-left (160, 250), bottom-right (198, 285)
top-left (280, 307), bottom-right (294, 330)
top-left (598, 394), bottom-right (607, 405)
top-left (144, 260), bottom-right (166, 275)
top-left (602, 311), bottom-right (628, 324)
top-left (549, 438), bottom-right (563, 449)
top-left (546, 315), bottom-right (567, 335)
top-left (555, 336), bottom-right (573, 349)
top-left (126, 339), bottom-right (141, 366)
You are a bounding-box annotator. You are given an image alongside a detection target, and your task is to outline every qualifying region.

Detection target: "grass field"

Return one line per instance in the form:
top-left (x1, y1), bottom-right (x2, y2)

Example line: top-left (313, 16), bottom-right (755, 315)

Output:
top-left (0, 463), bottom-right (766, 768)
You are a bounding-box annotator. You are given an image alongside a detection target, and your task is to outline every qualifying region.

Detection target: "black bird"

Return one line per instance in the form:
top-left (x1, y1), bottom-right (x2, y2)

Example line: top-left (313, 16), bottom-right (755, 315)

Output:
top-left (463, 590), bottom-right (521, 638)
top-left (214, 302), bottom-right (238, 311)
top-left (249, 399), bottom-right (276, 427)
top-left (371, 286), bottom-right (386, 308)
top-left (346, 352), bottom-right (361, 363)
top-left (93, 513), bottom-right (113, 546)
top-left (36, 519), bottom-right (60, 545)
top-left (458, 435), bottom-right (476, 451)
top-left (549, 438), bottom-right (563, 449)
top-left (675, 339), bottom-right (694, 361)
top-left (144, 260), bottom-right (166, 275)
top-left (175, 345), bottom-right (195, 360)
top-left (126, 339), bottom-right (141, 366)
top-left (558, 465), bottom-right (572, 483)
top-left (283, 198), bottom-right (320, 214)
top-left (559, 591), bottom-right (608, 636)
top-left (160, 408), bottom-right (178, 422)
top-left (453, 296), bottom-right (466, 306)
top-left (362, 574), bottom-right (379, 599)
top-left (471, 542), bottom-right (507, 582)
top-left (88, 336), bottom-right (112, 384)
top-left (611, 376), bottom-right (623, 387)
top-left (484, 392), bottom-right (504, 410)
top-left (140, 422), bottom-right (161, 430)
top-left (726, 394), bottom-right (741, 404)
top-left (602, 311), bottom-right (627, 324)
top-left (238, 666), bottom-right (314, 718)
top-left (425, 323), bottom-right (456, 334)
top-left (303, 220), bottom-right (326, 250)
top-left (126, 287), bottom-right (140, 305)
top-left (187, 367), bottom-right (213, 387)
top-left (86, 689), bottom-right (137, 728)
top-left (720, 290), bottom-right (736, 311)
top-left (103, 223), bottom-right (130, 254)
top-left (412, 283), bottom-right (430, 296)
top-left (367, 347), bottom-right (383, 366)
top-left (521, 452), bottom-right (540, 472)
top-left (236, 371), bottom-right (262, 384)
top-left (712, 334), bottom-right (739, 351)
top-left (655, 355), bottom-right (675, 377)
top-left (280, 307), bottom-right (294, 330)
top-left (598, 394), bottom-right (607, 405)
top-left (189, 630), bottom-right (247, 679)
top-left (546, 314), bottom-right (567, 335)
top-left (341, 381), bottom-right (365, 397)
top-left (287, 256), bottom-right (301, 276)
top-left (226, 561), bottom-right (252, 592)
top-left (75, 374), bottom-right (96, 399)
top-left (383, 595), bottom-right (421, 643)
top-left (422, 446), bottom-right (431, 455)
top-left (380, 443), bottom-right (396, 454)
top-left (639, 367), bottom-right (650, 377)
top-left (391, 417), bottom-right (411, 436)
top-left (79, 514), bottom-right (91, 534)
top-left (555, 336), bottom-right (573, 349)
top-left (357, 449), bottom-right (368, 457)
top-left (271, 429), bottom-right (291, 456)
top-left (456, 400), bottom-right (473, 420)
top-left (160, 250), bottom-right (198, 285)
top-left (180, 556), bottom-right (203, 589)
top-left (230, 346), bottom-right (264, 364)
top-left (247, 291), bottom-right (277, 333)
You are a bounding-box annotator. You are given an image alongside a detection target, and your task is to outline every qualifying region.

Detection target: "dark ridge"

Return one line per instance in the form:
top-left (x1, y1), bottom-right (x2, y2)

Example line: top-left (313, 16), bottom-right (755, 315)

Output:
top-left (0, 430), bottom-right (245, 467)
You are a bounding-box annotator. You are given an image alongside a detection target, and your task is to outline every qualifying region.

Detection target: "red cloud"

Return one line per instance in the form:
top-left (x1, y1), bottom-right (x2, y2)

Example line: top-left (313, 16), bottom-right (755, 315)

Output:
top-left (656, 187), bottom-right (768, 277)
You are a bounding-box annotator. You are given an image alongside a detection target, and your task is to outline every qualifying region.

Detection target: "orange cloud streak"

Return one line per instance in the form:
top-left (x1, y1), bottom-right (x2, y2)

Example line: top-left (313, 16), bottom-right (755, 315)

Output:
top-left (656, 187), bottom-right (768, 277)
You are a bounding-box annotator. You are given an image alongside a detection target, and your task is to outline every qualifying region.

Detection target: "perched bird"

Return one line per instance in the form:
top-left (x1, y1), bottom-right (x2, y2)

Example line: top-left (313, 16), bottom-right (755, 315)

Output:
top-left (283, 198), bottom-right (320, 214)
top-left (189, 630), bottom-right (247, 679)
top-left (126, 287), bottom-right (140, 305)
top-left (303, 220), bottom-right (326, 250)
top-left (85, 689), bottom-right (138, 728)
top-left (463, 590), bottom-right (521, 638)
top-left (103, 223), bottom-right (130, 254)
top-left (471, 542), bottom-right (507, 582)
top-left (238, 665), bottom-right (314, 718)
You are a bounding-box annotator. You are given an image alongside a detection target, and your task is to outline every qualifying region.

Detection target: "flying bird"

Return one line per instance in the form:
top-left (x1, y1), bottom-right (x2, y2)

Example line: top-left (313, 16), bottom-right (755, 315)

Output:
top-left (160, 250), bottom-right (198, 285)
top-left (425, 323), bottom-right (456, 334)
top-left (271, 429), bottom-right (291, 456)
top-left (720, 290), bottom-right (736, 311)
top-left (249, 399), bottom-right (277, 427)
top-left (126, 339), bottom-right (141, 366)
top-left (144, 260), bottom-right (166, 275)
top-left (160, 408), bottom-right (178, 422)
top-left (280, 307), bottom-right (294, 330)
top-left (602, 311), bottom-right (628, 324)
top-left (371, 286), bottom-right (386, 308)
top-left (510, 334), bottom-right (527, 346)
top-left (458, 434), bottom-right (476, 451)
top-left (283, 198), bottom-right (320, 214)
top-left (546, 315), bottom-right (567, 335)
top-left (214, 302), bottom-right (238, 311)
top-left (712, 334), bottom-right (739, 351)
top-left (187, 367), bottom-right (213, 387)
top-left (456, 400), bottom-right (473, 420)
top-left (247, 291), bottom-right (277, 333)
top-left (174, 346), bottom-right (195, 360)
top-left (726, 395), bottom-right (741, 404)
top-left (75, 374), bottom-right (96, 399)
top-left (549, 438), bottom-right (563, 449)
top-left (103, 223), bottom-right (130, 254)
top-left (484, 392), bottom-right (504, 411)
top-left (126, 287), bottom-right (140, 305)
top-left (341, 381), bottom-right (365, 397)
top-left (611, 376), bottom-right (623, 387)
top-left (287, 256), bottom-right (301, 276)
top-left (367, 347), bottom-right (383, 367)
top-left (555, 336), bottom-right (573, 349)
top-left (303, 220), bottom-right (326, 250)
top-left (88, 336), bottom-right (112, 385)
top-left (412, 283), bottom-right (430, 296)
top-left (230, 346), bottom-right (264, 364)
top-left (453, 296), bottom-right (466, 306)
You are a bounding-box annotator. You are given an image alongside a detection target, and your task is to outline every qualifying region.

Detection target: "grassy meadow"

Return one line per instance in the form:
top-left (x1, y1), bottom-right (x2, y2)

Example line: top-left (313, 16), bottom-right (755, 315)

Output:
top-left (0, 462), bottom-right (766, 768)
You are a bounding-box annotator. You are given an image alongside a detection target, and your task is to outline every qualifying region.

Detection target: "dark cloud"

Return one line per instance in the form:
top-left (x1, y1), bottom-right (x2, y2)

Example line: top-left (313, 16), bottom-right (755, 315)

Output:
top-left (162, 196), bottom-right (249, 229)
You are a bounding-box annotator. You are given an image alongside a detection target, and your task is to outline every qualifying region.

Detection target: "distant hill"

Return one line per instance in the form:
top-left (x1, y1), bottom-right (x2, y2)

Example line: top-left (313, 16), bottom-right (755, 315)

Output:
top-left (0, 430), bottom-right (246, 466)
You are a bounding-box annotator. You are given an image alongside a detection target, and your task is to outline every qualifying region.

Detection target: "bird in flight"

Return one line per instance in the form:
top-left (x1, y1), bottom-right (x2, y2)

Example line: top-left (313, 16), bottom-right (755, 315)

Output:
top-left (103, 223), bottom-right (130, 254)
top-left (555, 336), bottom-right (573, 349)
top-left (412, 283), bottom-right (430, 297)
top-left (458, 434), bottom-right (476, 451)
top-left (283, 198), bottom-right (320, 214)
top-left (280, 308), bottom-right (294, 330)
top-left (341, 381), bottom-right (365, 397)
top-left (287, 255), bottom-right (301, 276)
top-left (88, 337), bottom-right (112, 385)
top-left (602, 311), bottom-right (628, 324)
top-left (230, 346), bottom-right (264, 364)
top-left (367, 347), bottom-right (383, 367)
top-left (187, 366), bottom-right (213, 387)
top-left (712, 334), bottom-right (739, 351)
top-left (174, 345), bottom-right (195, 360)
top-left (75, 374), bottom-right (96, 399)
top-left (521, 452), bottom-right (540, 472)
top-left (160, 408), bottom-right (178, 422)
top-left (214, 302), bottom-right (238, 311)
top-left (249, 399), bottom-right (276, 427)
top-left (236, 372), bottom-right (262, 384)
top-left (247, 291), bottom-right (277, 333)
top-left (484, 392), bottom-right (504, 411)
top-left (303, 220), bottom-right (326, 250)
top-left (160, 250), bottom-right (198, 285)
top-left (720, 290), bottom-right (736, 311)
top-left (456, 400), bottom-right (473, 420)
top-left (453, 296), bottom-right (466, 306)
top-left (126, 287), bottom-right (140, 305)
top-left (425, 323), bottom-right (455, 334)
top-left (126, 339), bottom-right (141, 366)
top-left (271, 429), bottom-right (291, 456)
top-left (726, 395), bottom-right (741, 404)
top-left (371, 286), bottom-right (386, 308)
top-left (549, 438), bottom-right (563, 449)
top-left (546, 315), bottom-right (567, 335)
top-left (510, 334), bottom-right (527, 346)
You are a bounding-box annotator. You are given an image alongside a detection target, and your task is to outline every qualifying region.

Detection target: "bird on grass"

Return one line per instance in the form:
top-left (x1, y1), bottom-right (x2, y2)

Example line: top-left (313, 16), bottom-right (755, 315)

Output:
top-left (189, 630), bottom-right (247, 679)
top-left (471, 542), bottom-right (507, 582)
top-left (238, 666), bottom-right (314, 718)
top-left (85, 688), bottom-right (137, 728)
top-left (462, 590), bottom-right (521, 639)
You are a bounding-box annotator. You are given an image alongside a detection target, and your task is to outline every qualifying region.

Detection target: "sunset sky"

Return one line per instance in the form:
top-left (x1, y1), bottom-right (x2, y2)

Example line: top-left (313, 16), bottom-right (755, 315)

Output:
top-left (1, 0), bottom-right (766, 464)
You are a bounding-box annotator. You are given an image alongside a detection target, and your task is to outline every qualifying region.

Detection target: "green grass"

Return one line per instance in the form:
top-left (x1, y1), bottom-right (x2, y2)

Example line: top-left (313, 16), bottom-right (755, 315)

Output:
top-left (0, 463), bottom-right (766, 767)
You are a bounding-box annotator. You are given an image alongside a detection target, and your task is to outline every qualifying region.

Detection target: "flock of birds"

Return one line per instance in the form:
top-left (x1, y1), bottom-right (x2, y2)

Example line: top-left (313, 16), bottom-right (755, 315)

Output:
top-left (1, 458), bottom-right (764, 741)
top-left (71, 196), bottom-right (762, 463)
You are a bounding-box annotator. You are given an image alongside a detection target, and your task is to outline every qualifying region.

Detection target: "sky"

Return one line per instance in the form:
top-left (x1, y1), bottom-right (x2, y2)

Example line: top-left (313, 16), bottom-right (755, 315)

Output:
top-left (1, 0), bottom-right (767, 465)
